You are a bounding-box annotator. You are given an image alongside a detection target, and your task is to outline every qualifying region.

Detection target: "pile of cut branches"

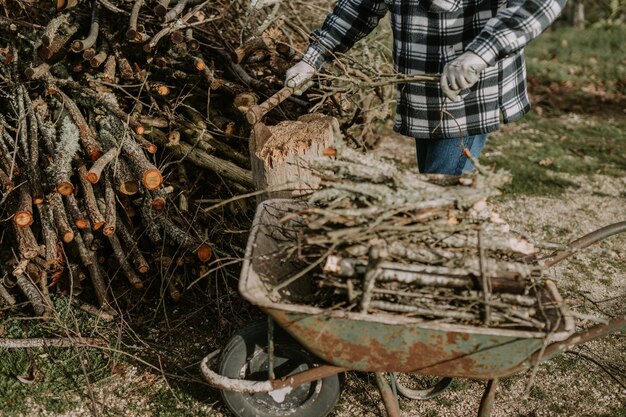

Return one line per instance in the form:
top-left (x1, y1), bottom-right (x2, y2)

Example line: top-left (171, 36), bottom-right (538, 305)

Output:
top-left (276, 139), bottom-right (563, 331)
top-left (0, 0), bottom-right (316, 319)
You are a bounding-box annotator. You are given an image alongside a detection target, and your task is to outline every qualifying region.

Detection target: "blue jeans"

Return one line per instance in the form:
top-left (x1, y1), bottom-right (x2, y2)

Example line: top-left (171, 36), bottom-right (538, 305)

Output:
top-left (415, 134), bottom-right (488, 175)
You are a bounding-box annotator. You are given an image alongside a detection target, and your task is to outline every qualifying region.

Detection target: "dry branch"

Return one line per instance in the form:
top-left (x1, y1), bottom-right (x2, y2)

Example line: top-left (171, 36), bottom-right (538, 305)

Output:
top-left (78, 165), bottom-right (106, 230)
top-left (50, 193), bottom-right (75, 243)
top-left (86, 148), bottom-right (118, 184)
top-left (0, 0), bottom-right (293, 318)
top-left (72, 3), bottom-right (100, 52)
top-left (0, 337), bottom-right (105, 349)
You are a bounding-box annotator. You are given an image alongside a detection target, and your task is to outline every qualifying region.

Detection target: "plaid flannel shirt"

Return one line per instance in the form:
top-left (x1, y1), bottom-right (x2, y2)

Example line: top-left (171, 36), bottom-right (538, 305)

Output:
top-left (302, 0), bottom-right (566, 139)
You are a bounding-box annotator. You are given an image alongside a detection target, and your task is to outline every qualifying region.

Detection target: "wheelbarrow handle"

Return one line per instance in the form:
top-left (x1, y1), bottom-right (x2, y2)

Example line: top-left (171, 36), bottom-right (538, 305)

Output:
top-left (200, 349), bottom-right (346, 393)
top-left (247, 86), bottom-right (297, 125)
top-left (543, 220), bottom-right (626, 267)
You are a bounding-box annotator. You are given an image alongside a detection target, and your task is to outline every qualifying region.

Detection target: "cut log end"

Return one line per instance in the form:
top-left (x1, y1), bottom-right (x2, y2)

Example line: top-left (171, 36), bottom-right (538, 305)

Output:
top-left (196, 244), bottom-right (212, 262)
top-left (90, 55), bottom-right (107, 68)
top-left (133, 281), bottom-right (144, 290)
top-left (62, 230), bottom-right (75, 243)
top-left (134, 125), bottom-right (145, 135)
top-left (151, 196), bottom-right (166, 211)
top-left (89, 150), bottom-right (103, 161)
top-left (154, 4), bottom-right (167, 16)
top-left (138, 264), bottom-right (150, 274)
top-left (276, 43), bottom-right (292, 57)
top-left (24, 68), bottom-right (37, 80)
top-left (75, 219), bottom-right (89, 229)
top-left (119, 181), bottom-right (140, 196)
top-left (156, 85), bottom-right (170, 96)
top-left (86, 171), bottom-right (100, 184)
top-left (82, 48), bottom-right (95, 60)
top-left (14, 211), bottom-right (34, 227)
top-left (71, 40), bottom-right (84, 52)
top-left (103, 225), bottom-right (116, 236)
top-left (143, 169), bottom-right (163, 190)
top-left (167, 131), bottom-right (180, 146)
top-left (92, 220), bottom-right (106, 231)
top-left (170, 31), bottom-right (184, 45)
top-left (187, 40), bottom-right (199, 51)
top-left (126, 29), bottom-right (138, 41)
top-left (56, 182), bottom-right (75, 196)
top-left (194, 58), bottom-right (206, 72)
top-left (169, 288), bottom-right (181, 302)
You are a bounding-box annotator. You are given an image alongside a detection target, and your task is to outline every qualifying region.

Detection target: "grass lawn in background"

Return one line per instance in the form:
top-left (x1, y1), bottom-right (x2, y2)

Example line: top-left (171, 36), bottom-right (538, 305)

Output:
top-left (525, 24), bottom-right (626, 97)
top-left (483, 23), bottom-right (625, 197)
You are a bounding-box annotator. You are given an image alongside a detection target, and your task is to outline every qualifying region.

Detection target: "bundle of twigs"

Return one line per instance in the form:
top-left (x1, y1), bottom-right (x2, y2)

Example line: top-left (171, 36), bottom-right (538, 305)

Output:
top-left (276, 139), bottom-right (559, 331)
top-left (0, 0), bottom-right (311, 318)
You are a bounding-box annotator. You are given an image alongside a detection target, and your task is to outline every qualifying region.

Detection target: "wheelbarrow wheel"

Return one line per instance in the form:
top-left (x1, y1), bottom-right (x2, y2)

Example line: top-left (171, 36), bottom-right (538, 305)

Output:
top-left (390, 373), bottom-right (453, 400)
top-left (218, 320), bottom-right (341, 417)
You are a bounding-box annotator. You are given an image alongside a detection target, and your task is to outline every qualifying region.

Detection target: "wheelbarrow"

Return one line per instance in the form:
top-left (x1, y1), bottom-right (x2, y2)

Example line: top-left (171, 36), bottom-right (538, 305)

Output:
top-left (201, 199), bottom-right (626, 417)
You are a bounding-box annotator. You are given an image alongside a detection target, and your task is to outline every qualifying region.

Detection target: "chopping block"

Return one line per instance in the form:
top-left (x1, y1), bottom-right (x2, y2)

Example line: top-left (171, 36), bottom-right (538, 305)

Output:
top-left (247, 87), bottom-right (338, 201)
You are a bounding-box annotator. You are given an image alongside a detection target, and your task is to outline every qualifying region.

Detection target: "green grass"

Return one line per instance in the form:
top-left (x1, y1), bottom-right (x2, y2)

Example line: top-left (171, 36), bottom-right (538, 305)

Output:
top-left (485, 25), bottom-right (626, 197)
top-left (526, 25), bottom-right (626, 88)
top-left (0, 298), bottom-right (113, 415)
top-left (0, 297), bottom-right (222, 417)
top-left (482, 113), bottom-right (626, 196)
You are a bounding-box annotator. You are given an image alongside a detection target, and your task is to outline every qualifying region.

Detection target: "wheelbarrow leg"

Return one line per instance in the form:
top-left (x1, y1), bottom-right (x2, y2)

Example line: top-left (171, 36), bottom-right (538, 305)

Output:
top-left (375, 372), bottom-right (401, 417)
top-left (477, 378), bottom-right (498, 417)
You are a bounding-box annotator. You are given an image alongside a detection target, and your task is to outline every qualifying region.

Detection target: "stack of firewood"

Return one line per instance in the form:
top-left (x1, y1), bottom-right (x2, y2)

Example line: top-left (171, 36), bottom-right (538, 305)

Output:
top-left (276, 140), bottom-right (560, 331)
top-left (0, 0), bottom-right (304, 317)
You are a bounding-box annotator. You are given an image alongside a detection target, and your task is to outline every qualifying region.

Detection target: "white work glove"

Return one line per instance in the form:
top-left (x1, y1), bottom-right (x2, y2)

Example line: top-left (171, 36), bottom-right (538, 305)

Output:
top-left (441, 51), bottom-right (488, 101)
top-left (285, 60), bottom-right (316, 95)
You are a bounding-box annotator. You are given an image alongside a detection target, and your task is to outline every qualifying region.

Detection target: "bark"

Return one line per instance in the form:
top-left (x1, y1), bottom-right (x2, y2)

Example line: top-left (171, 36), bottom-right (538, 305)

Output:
top-left (112, 157), bottom-right (139, 195)
top-left (154, 0), bottom-right (171, 17)
top-left (102, 174), bottom-right (116, 236)
top-left (0, 166), bottom-right (13, 191)
top-left (38, 22), bottom-right (78, 60)
top-left (13, 185), bottom-right (34, 227)
top-left (36, 204), bottom-right (59, 267)
top-left (108, 233), bottom-right (143, 289)
top-left (13, 224), bottom-right (40, 260)
top-left (116, 218), bottom-right (150, 273)
top-left (158, 216), bottom-right (212, 262)
top-left (52, 88), bottom-right (103, 161)
top-left (126, 0), bottom-right (144, 40)
top-left (41, 14), bottom-right (70, 47)
top-left (86, 148), bottom-right (118, 184)
top-left (23, 88), bottom-right (44, 204)
top-left (148, 128), bottom-right (252, 188)
top-left (71, 3), bottom-right (100, 52)
top-left (50, 193), bottom-right (75, 243)
top-left (15, 272), bottom-right (46, 316)
top-left (78, 165), bottom-right (106, 230)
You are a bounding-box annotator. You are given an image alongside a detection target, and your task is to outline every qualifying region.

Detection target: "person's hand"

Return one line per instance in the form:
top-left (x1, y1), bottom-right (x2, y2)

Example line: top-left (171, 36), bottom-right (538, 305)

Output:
top-left (285, 60), bottom-right (315, 95)
top-left (441, 51), bottom-right (488, 101)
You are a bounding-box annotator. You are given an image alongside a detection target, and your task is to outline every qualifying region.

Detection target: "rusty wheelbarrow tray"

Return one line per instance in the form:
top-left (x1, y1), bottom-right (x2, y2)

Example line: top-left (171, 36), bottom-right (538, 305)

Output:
top-left (202, 199), bottom-right (626, 417)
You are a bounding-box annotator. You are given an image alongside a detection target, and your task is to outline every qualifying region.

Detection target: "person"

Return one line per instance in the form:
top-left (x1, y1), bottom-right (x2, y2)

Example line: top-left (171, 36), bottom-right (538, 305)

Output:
top-left (285, 0), bottom-right (566, 176)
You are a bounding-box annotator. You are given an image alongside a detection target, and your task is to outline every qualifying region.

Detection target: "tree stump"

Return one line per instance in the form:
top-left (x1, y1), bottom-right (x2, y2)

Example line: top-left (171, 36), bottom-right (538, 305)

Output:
top-left (250, 113), bottom-right (338, 202)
